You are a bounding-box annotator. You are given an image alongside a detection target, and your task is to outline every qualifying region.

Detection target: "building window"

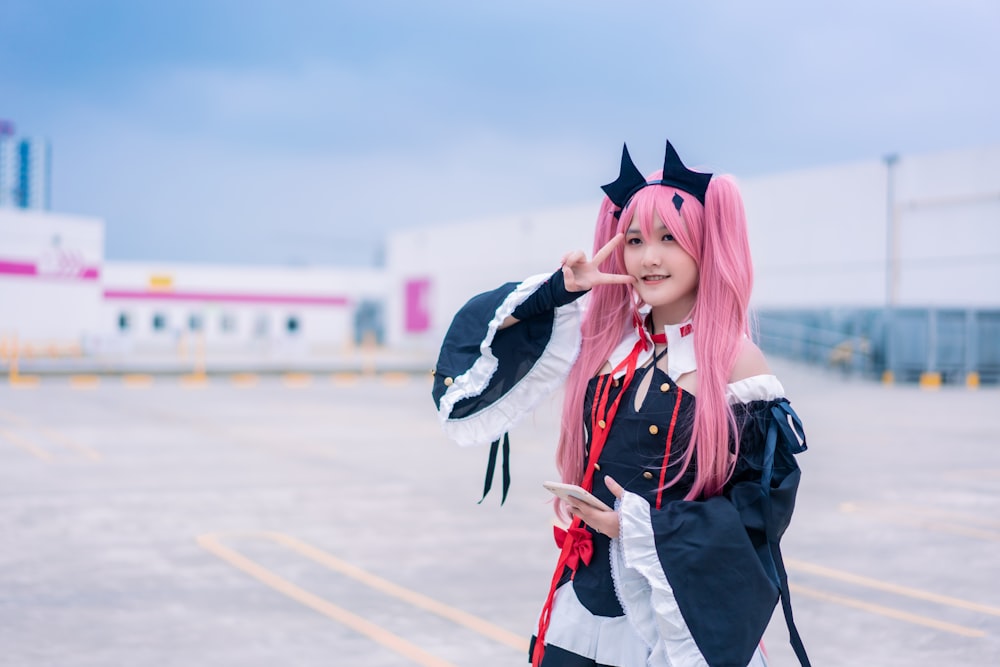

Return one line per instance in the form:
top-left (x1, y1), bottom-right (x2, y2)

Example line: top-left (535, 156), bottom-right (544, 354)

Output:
top-left (118, 312), bottom-right (130, 331)
top-left (286, 315), bottom-right (300, 334)
top-left (220, 313), bottom-right (236, 334)
top-left (253, 314), bottom-right (269, 338)
top-left (152, 313), bottom-right (167, 331)
top-left (189, 314), bottom-right (203, 331)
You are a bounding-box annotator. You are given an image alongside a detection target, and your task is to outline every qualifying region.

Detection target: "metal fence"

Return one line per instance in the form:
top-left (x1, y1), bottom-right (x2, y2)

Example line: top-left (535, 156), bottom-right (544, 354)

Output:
top-left (756, 307), bottom-right (1000, 385)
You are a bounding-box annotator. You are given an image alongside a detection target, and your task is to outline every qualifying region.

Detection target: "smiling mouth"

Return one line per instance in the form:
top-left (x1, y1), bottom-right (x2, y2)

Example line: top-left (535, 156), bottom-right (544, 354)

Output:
top-left (642, 275), bottom-right (670, 282)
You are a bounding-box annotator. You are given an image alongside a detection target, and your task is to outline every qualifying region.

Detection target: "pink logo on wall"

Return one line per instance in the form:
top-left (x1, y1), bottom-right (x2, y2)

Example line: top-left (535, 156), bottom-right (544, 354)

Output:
top-left (404, 278), bottom-right (431, 333)
top-left (38, 248), bottom-right (93, 278)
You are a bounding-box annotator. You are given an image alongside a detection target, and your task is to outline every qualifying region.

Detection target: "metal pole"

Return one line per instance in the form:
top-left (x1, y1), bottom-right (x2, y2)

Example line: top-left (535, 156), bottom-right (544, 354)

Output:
top-left (883, 154), bottom-right (899, 383)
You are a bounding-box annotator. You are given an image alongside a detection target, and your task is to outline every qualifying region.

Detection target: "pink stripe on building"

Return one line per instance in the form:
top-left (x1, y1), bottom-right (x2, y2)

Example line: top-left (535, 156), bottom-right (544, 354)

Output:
top-left (0, 260), bottom-right (35, 276)
top-left (103, 289), bottom-right (351, 307)
top-left (0, 258), bottom-right (101, 281)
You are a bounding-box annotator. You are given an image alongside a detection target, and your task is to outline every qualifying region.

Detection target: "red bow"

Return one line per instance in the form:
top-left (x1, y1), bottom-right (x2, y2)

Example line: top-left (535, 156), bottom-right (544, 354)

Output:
top-left (553, 525), bottom-right (594, 572)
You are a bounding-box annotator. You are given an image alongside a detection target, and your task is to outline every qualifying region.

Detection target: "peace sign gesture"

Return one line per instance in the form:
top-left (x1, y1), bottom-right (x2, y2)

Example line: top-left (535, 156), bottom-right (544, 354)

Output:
top-left (562, 233), bottom-right (635, 293)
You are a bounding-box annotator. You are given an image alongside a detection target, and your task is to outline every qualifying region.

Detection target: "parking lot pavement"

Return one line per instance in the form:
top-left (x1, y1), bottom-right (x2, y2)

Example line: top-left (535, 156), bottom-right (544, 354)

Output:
top-left (0, 360), bottom-right (997, 666)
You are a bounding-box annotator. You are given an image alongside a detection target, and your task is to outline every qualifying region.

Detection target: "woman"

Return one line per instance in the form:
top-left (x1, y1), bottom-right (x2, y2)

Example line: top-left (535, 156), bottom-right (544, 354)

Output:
top-left (432, 141), bottom-right (810, 667)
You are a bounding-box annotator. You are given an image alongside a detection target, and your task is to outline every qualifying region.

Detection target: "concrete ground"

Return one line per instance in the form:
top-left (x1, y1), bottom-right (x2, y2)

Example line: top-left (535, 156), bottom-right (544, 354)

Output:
top-left (0, 359), bottom-right (997, 666)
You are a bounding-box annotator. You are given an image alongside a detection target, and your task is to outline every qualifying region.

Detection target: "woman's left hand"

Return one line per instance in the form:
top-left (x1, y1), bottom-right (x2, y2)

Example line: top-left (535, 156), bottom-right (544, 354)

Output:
top-left (568, 476), bottom-right (625, 539)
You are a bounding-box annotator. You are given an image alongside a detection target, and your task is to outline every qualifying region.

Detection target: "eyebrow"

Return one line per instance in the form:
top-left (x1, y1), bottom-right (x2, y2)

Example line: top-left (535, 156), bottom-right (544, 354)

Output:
top-left (625, 226), bottom-right (642, 235)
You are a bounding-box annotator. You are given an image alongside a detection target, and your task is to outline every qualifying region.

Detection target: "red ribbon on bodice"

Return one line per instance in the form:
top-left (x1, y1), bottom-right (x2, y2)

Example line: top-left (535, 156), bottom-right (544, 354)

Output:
top-left (553, 525), bottom-right (593, 571)
top-left (531, 329), bottom-right (649, 667)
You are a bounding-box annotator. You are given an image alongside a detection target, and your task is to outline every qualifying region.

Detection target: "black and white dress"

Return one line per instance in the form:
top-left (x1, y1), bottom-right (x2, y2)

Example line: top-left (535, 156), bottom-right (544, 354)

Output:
top-left (433, 272), bottom-right (809, 667)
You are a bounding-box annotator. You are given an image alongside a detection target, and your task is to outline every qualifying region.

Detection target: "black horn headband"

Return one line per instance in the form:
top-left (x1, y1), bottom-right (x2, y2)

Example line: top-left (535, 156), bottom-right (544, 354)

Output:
top-left (601, 140), bottom-right (712, 217)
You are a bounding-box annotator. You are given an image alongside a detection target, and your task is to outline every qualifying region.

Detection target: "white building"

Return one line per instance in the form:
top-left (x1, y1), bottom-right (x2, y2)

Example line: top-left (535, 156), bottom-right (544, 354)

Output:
top-left (0, 208), bottom-right (104, 347)
top-left (1, 207), bottom-right (388, 364)
top-left (1, 143), bottom-right (997, 376)
top-left (385, 143), bottom-right (1000, 355)
top-left (101, 261), bottom-right (387, 358)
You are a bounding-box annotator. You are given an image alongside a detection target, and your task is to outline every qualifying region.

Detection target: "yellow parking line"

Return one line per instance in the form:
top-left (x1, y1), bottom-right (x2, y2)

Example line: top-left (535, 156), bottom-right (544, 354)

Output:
top-left (282, 373), bottom-right (312, 387)
top-left (69, 374), bottom-right (100, 389)
top-left (123, 374), bottom-right (154, 387)
top-left (180, 374), bottom-right (209, 387)
top-left (332, 373), bottom-right (359, 386)
top-left (790, 583), bottom-right (985, 638)
top-left (38, 427), bottom-right (101, 461)
top-left (259, 532), bottom-right (528, 651)
top-left (841, 501), bottom-right (1000, 529)
top-left (231, 373), bottom-right (259, 387)
top-left (0, 428), bottom-right (53, 461)
top-left (786, 558), bottom-right (1000, 617)
top-left (197, 534), bottom-right (457, 667)
top-left (946, 468), bottom-right (1000, 481)
top-left (0, 408), bottom-right (26, 424)
top-left (382, 372), bottom-right (411, 386)
top-left (840, 502), bottom-right (1000, 541)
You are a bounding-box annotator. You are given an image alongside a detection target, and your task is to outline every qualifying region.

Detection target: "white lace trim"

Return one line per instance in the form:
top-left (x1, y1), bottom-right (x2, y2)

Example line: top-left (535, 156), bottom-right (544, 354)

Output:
top-left (613, 491), bottom-right (709, 667)
top-left (437, 273), bottom-right (584, 447)
top-left (611, 492), bottom-right (772, 667)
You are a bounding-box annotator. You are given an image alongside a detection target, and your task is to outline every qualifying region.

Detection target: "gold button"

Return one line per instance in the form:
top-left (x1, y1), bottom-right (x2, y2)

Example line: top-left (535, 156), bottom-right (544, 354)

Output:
top-left (613, 379), bottom-right (620, 387)
top-left (594, 463), bottom-right (601, 471)
top-left (660, 382), bottom-right (670, 392)
top-left (598, 419), bottom-right (606, 429)
top-left (443, 377), bottom-right (453, 386)
top-left (649, 425), bottom-right (659, 435)
top-left (643, 471), bottom-right (654, 480)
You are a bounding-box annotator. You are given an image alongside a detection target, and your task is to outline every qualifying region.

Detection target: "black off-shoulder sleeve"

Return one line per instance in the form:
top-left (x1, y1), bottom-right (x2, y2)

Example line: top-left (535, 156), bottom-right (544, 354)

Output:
top-left (432, 271), bottom-right (587, 448)
top-left (613, 399), bottom-right (810, 666)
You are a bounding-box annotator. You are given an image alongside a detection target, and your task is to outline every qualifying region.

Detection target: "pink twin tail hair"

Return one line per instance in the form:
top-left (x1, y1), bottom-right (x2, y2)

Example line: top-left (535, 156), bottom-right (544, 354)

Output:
top-left (554, 173), bottom-right (754, 517)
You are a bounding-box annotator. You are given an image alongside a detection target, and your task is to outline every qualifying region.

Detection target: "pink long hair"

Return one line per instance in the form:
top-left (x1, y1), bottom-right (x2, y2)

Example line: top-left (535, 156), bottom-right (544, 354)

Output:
top-left (555, 172), bottom-right (753, 515)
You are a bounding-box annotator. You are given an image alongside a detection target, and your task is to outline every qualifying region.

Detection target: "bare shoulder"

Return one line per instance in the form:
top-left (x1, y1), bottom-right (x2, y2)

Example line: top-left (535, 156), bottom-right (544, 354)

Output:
top-left (729, 338), bottom-right (771, 383)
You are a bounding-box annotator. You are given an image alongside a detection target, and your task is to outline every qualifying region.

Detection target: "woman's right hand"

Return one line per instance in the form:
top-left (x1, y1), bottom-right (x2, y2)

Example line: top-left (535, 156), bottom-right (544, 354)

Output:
top-left (561, 233), bottom-right (635, 292)
top-left (499, 234), bottom-right (634, 330)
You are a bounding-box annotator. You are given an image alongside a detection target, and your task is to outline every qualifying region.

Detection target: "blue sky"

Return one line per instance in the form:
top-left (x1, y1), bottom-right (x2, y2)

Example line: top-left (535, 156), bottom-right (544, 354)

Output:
top-left (3, 1), bottom-right (998, 265)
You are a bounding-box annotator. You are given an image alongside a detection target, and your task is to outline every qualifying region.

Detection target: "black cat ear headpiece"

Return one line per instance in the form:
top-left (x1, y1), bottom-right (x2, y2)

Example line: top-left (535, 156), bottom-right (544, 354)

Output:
top-left (601, 140), bottom-right (712, 218)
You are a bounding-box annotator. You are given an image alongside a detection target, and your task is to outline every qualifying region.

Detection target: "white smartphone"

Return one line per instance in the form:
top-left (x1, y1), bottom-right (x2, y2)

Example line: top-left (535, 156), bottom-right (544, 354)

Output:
top-left (543, 481), bottom-right (613, 512)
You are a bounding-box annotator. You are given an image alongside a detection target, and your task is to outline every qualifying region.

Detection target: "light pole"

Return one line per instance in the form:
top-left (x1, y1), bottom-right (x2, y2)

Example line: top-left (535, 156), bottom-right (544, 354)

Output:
top-left (883, 153), bottom-right (899, 383)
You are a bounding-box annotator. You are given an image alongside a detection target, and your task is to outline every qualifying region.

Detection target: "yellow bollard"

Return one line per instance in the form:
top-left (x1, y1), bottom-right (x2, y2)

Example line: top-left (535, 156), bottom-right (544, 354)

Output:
top-left (919, 372), bottom-right (942, 389)
top-left (966, 372), bottom-right (980, 389)
top-left (194, 331), bottom-right (207, 379)
top-left (361, 330), bottom-right (377, 377)
top-left (881, 370), bottom-right (894, 385)
top-left (9, 334), bottom-right (19, 383)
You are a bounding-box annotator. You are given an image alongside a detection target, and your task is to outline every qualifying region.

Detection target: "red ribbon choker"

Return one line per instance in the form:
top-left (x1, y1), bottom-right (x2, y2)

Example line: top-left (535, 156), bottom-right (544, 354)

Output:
top-left (651, 322), bottom-right (692, 345)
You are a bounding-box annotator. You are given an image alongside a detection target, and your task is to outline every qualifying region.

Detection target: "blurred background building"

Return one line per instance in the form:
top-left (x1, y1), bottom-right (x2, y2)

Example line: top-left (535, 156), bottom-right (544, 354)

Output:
top-left (387, 144), bottom-right (1000, 386)
top-left (1, 131), bottom-right (997, 383)
top-left (0, 121), bottom-right (51, 211)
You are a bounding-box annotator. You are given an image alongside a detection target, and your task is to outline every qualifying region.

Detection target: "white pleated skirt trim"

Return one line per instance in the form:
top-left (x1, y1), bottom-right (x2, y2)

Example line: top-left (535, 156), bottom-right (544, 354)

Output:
top-left (544, 581), bottom-right (769, 667)
top-left (544, 581), bottom-right (651, 667)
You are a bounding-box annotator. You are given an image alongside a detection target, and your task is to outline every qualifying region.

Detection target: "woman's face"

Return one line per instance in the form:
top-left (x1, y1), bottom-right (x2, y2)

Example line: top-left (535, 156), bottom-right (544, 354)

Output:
top-left (622, 213), bottom-right (699, 323)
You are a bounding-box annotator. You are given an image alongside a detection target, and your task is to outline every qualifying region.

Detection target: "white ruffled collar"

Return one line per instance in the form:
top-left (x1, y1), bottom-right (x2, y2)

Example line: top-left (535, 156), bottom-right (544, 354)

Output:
top-left (605, 318), bottom-right (787, 404)
top-left (607, 317), bottom-right (697, 381)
